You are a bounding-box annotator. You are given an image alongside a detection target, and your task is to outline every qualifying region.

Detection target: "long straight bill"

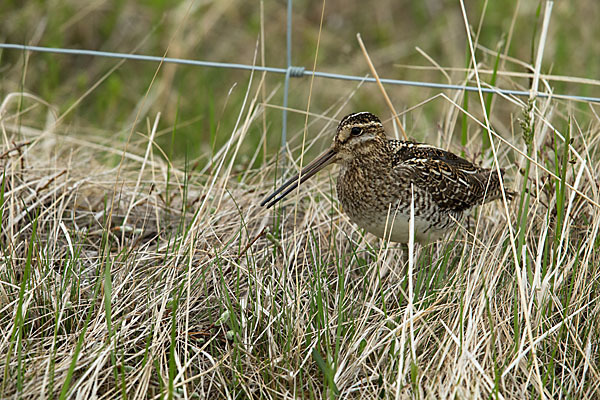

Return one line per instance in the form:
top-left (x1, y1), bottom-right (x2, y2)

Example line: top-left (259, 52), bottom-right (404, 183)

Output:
top-left (261, 148), bottom-right (337, 209)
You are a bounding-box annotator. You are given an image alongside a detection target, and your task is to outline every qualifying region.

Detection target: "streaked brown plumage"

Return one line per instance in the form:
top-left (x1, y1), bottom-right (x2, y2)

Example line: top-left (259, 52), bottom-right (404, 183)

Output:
top-left (261, 112), bottom-right (512, 243)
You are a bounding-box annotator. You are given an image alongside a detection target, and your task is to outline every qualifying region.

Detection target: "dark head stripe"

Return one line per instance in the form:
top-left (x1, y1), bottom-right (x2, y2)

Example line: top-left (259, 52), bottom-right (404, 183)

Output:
top-left (338, 112), bottom-right (382, 130)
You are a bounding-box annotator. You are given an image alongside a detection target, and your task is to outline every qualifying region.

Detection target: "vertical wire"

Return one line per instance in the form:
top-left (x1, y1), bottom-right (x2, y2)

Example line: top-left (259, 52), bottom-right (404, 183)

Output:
top-left (281, 0), bottom-right (293, 151)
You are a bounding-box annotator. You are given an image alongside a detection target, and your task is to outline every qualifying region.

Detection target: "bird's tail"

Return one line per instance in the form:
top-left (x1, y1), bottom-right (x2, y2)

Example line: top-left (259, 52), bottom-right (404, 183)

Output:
top-left (483, 168), bottom-right (515, 203)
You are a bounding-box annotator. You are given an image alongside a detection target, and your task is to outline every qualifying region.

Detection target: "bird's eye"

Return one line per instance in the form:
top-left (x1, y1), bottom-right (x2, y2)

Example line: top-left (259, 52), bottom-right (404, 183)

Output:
top-left (350, 127), bottom-right (363, 136)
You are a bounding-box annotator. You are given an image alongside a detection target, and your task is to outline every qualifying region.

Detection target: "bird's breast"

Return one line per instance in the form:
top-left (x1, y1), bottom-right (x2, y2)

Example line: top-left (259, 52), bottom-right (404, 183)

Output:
top-left (337, 161), bottom-right (408, 214)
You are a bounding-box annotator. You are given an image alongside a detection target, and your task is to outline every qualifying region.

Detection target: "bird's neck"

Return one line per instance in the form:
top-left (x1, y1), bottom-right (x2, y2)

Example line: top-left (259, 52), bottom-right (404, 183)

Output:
top-left (344, 138), bottom-right (393, 172)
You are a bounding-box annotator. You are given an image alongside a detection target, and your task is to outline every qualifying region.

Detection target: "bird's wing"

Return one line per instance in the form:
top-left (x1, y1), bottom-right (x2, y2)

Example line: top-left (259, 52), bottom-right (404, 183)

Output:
top-left (390, 141), bottom-right (502, 211)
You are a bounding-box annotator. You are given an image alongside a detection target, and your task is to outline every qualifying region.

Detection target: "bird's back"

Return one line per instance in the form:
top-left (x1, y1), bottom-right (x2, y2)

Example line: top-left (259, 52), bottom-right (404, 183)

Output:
top-left (389, 140), bottom-right (511, 212)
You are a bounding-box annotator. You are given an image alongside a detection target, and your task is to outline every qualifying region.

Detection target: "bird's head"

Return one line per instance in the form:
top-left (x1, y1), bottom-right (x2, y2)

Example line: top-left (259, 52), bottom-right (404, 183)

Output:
top-left (260, 111), bottom-right (386, 208)
top-left (332, 112), bottom-right (386, 162)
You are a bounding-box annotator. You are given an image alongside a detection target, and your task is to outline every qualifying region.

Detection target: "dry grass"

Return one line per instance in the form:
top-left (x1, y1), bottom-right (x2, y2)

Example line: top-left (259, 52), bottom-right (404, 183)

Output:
top-left (2, 1), bottom-right (600, 399)
top-left (2, 74), bottom-right (600, 398)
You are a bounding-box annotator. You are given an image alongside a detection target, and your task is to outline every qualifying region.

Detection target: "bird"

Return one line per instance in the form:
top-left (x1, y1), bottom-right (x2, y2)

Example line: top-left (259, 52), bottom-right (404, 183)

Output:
top-left (261, 112), bottom-right (512, 243)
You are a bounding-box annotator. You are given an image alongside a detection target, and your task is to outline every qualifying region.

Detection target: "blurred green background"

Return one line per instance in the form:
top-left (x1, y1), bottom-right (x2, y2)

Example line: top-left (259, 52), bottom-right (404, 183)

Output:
top-left (1, 0), bottom-right (599, 167)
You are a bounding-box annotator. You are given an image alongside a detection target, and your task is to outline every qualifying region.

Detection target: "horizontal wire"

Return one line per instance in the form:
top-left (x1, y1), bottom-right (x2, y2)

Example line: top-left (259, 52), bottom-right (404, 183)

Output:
top-left (1, 43), bottom-right (599, 104)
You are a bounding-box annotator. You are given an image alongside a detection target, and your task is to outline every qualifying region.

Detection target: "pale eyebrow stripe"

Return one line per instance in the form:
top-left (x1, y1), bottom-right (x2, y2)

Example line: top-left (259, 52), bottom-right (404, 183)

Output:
top-left (352, 121), bottom-right (382, 129)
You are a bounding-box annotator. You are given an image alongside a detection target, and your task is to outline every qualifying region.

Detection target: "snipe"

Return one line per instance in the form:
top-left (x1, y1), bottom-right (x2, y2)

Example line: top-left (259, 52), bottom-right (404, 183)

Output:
top-left (261, 112), bottom-right (512, 243)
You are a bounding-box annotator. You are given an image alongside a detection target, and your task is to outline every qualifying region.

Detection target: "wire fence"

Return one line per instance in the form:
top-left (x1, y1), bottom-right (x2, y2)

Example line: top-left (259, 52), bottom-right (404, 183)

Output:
top-left (3, 43), bottom-right (598, 105)
top-left (1, 0), bottom-right (599, 149)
